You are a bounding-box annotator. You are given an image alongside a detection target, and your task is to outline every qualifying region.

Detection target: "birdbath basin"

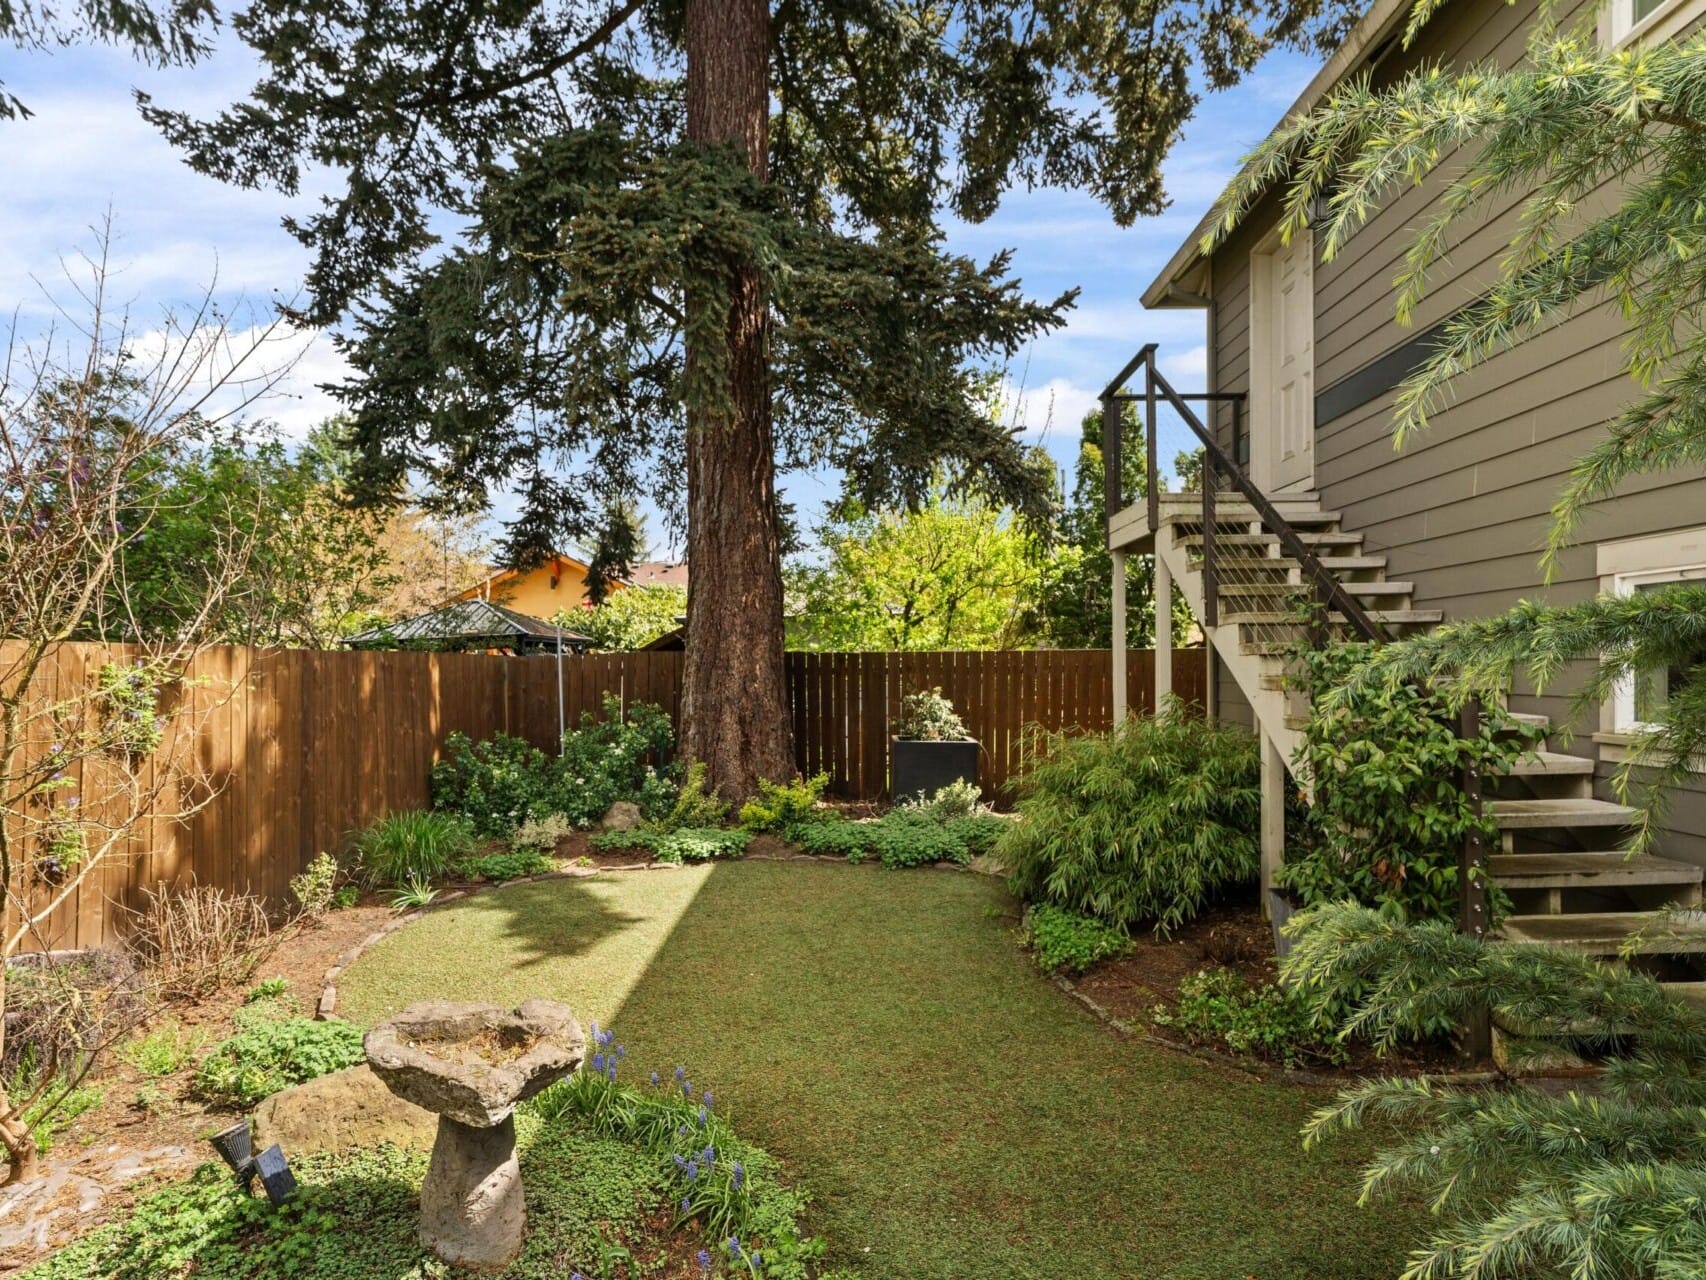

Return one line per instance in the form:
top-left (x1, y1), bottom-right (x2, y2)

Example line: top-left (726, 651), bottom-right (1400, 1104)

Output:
top-left (365, 999), bottom-right (584, 1269)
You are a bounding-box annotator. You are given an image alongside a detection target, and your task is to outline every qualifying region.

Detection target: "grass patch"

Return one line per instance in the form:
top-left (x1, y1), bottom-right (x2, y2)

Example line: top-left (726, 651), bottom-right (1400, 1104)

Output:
top-left (338, 862), bottom-right (1423, 1279)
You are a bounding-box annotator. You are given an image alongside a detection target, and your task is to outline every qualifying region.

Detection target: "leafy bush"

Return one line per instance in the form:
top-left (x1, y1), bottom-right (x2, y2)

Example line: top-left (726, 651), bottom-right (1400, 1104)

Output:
top-left (738, 773), bottom-right (829, 833)
top-left (389, 873), bottom-right (438, 912)
top-left (657, 760), bottom-right (730, 830)
top-left (1282, 641), bottom-right (1544, 923)
top-left (1023, 904), bottom-right (1129, 974)
top-left (458, 850), bottom-right (555, 882)
top-left (1000, 709), bottom-right (1260, 932)
top-left (893, 687), bottom-right (968, 740)
top-left (592, 827), bottom-right (751, 864)
top-left (352, 810), bottom-right (477, 886)
top-left (509, 812), bottom-right (575, 856)
top-left (289, 851), bottom-right (340, 919)
top-left (900, 777), bottom-right (984, 820)
top-left (789, 808), bottom-right (1004, 868)
top-left (1282, 902), bottom-right (1706, 1277)
top-left (245, 977), bottom-right (289, 1003)
top-left (429, 696), bottom-right (675, 835)
top-left (194, 1008), bottom-right (364, 1106)
top-left (1152, 968), bottom-right (1346, 1069)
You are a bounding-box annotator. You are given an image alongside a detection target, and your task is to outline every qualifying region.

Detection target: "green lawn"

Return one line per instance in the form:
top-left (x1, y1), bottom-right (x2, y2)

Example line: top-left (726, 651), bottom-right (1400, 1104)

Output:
top-left (339, 861), bottom-right (1423, 1280)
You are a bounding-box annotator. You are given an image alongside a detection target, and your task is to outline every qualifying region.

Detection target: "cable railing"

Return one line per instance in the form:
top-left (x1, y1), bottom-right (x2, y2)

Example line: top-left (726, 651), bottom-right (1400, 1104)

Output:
top-left (1100, 343), bottom-right (1491, 968)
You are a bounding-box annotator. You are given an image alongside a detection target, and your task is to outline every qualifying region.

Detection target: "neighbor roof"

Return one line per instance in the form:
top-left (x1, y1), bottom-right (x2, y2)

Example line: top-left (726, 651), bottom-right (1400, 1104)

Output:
top-left (627, 561), bottom-right (688, 589)
top-left (343, 599), bottom-right (594, 654)
top-left (1141, 0), bottom-right (1410, 309)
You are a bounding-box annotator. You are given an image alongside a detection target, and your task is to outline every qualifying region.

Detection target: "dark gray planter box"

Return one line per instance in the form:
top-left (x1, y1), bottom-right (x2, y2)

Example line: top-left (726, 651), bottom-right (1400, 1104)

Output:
top-left (891, 737), bottom-right (980, 802)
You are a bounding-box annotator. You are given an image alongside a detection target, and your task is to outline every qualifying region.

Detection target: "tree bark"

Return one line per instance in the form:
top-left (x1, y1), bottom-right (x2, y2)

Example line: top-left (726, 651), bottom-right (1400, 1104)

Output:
top-left (680, 0), bottom-right (793, 797)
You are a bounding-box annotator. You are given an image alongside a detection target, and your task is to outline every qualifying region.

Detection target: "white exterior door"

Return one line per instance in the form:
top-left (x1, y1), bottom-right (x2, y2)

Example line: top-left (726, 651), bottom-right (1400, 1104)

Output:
top-left (1251, 229), bottom-right (1315, 493)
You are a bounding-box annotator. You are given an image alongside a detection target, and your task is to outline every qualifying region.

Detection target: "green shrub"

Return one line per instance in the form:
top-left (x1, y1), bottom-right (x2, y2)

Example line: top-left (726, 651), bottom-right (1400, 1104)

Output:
top-left (458, 850), bottom-right (555, 882)
top-left (509, 812), bottom-right (575, 855)
top-left (288, 851), bottom-right (340, 919)
top-left (592, 827), bottom-right (751, 864)
top-left (1152, 968), bottom-right (1347, 1069)
top-left (1282, 902), bottom-right (1706, 1276)
top-left (429, 696), bottom-right (676, 835)
top-left (351, 810), bottom-right (477, 886)
top-left (331, 884), bottom-right (361, 909)
top-left (788, 809), bottom-right (1004, 868)
top-left (1023, 904), bottom-right (1129, 974)
top-left (245, 977), bottom-right (289, 1003)
top-left (738, 773), bottom-right (829, 832)
top-left (900, 777), bottom-right (984, 820)
top-left (194, 1010), bottom-right (364, 1106)
top-left (389, 873), bottom-right (438, 912)
top-left (1282, 641), bottom-right (1544, 923)
top-left (1000, 708), bottom-right (1261, 933)
top-left (656, 760), bottom-right (730, 830)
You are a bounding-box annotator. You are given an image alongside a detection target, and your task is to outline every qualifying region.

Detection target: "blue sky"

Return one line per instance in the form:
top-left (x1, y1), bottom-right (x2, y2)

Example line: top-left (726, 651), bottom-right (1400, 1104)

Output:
top-left (1, 33), bottom-right (1321, 558)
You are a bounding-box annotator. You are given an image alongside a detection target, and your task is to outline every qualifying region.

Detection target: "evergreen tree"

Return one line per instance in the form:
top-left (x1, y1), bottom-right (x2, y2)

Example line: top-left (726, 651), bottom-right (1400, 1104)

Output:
top-left (0, 0), bottom-right (213, 120)
top-left (143, 0), bottom-right (1357, 794)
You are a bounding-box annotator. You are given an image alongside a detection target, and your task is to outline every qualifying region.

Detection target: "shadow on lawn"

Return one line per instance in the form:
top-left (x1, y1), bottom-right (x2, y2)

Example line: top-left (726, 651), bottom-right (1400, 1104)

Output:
top-left (450, 872), bottom-right (658, 971)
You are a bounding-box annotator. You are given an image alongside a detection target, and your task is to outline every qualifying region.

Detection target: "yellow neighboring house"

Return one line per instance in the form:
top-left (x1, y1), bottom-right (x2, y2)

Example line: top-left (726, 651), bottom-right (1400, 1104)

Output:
top-left (452, 552), bottom-right (603, 621)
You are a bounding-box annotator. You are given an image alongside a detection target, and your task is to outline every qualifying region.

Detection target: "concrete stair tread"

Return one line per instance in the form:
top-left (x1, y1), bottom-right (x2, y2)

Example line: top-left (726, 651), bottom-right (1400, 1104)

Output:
top-left (1491, 798), bottom-right (1638, 829)
top-left (1501, 910), bottom-right (1706, 954)
top-left (1504, 751), bottom-right (1596, 777)
top-left (1490, 851), bottom-right (1702, 889)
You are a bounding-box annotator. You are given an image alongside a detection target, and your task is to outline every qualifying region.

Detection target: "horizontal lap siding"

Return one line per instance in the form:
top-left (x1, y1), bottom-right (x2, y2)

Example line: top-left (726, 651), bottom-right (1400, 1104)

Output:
top-left (1203, 0), bottom-right (1706, 864)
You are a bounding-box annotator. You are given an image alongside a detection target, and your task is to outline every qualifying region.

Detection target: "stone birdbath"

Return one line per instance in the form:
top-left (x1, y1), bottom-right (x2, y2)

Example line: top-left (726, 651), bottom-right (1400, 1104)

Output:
top-left (365, 999), bottom-right (584, 1270)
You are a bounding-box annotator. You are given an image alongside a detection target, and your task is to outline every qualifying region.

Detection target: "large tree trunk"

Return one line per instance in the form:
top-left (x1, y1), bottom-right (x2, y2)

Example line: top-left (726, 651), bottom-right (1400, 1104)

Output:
top-left (680, 0), bottom-right (793, 797)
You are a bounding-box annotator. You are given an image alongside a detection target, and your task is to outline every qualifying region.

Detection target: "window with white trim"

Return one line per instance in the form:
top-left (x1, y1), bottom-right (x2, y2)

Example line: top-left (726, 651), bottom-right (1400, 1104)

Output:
top-left (1607, 0), bottom-right (1705, 47)
top-left (1609, 562), bottom-right (1706, 733)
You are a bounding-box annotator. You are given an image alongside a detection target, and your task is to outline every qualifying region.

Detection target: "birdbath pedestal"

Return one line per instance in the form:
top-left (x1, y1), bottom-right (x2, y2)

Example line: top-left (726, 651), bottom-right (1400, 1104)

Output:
top-left (365, 1000), bottom-right (584, 1270)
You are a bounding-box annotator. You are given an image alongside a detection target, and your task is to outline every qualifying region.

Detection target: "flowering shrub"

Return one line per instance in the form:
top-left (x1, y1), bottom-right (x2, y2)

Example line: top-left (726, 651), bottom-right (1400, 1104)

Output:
top-left (95, 662), bottom-right (167, 757)
top-left (892, 687), bottom-right (968, 740)
top-left (529, 1024), bottom-right (828, 1280)
top-left (430, 696), bottom-right (675, 835)
top-left (592, 827), bottom-right (750, 864)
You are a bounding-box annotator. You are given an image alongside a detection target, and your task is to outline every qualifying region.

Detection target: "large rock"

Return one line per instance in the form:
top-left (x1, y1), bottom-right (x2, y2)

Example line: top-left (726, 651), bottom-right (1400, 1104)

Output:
top-left (598, 800), bottom-right (641, 832)
top-left (252, 1064), bottom-right (437, 1156)
top-left (420, 1115), bottom-right (525, 1269)
top-left (363, 1000), bottom-right (584, 1128)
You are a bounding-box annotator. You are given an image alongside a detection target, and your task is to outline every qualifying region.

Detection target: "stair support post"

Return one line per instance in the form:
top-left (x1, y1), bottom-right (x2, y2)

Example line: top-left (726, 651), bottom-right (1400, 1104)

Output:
top-left (1154, 550), bottom-right (1172, 713)
top-left (1112, 549), bottom-right (1128, 725)
top-left (1458, 697), bottom-right (1493, 1063)
top-left (1260, 731), bottom-right (1285, 921)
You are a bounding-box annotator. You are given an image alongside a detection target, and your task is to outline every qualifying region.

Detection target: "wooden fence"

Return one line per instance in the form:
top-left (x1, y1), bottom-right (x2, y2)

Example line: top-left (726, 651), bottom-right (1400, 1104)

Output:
top-left (14, 644), bottom-right (1203, 951)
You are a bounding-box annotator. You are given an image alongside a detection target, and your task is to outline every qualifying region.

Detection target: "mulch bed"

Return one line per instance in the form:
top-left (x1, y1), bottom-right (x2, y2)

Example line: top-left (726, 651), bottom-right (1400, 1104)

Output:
top-left (1067, 886), bottom-right (1459, 1080)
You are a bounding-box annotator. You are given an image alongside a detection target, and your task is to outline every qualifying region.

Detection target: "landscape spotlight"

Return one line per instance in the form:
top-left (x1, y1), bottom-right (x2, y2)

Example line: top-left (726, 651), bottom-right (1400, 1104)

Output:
top-left (208, 1121), bottom-right (297, 1205)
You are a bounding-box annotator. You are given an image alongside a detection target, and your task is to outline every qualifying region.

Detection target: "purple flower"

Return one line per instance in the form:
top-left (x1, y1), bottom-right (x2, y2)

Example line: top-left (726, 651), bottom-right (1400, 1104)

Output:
top-left (698, 1104), bottom-right (708, 1126)
top-left (682, 1080), bottom-right (692, 1098)
top-left (701, 1145), bottom-right (715, 1166)
top-left (650, 1071), bottom-right (660, 1087)
top-left (702, 1090), bottom-right (713, 1108)
top-left (680, 1195), bottom-right (692, 1214)
top-left (696, 1249), bottom-right (712, 1272)
top-left (674, 1066), bottom-right (686, 1081)
top-left (672, 1153), bottom-right (687, 1170)
top-left (615, 1044), bottom-right (626, 1059)
top-left (605, 1062), bottom-right (617, 1081)
top-left (686, 1159), bottom-right (698, 1180)
top-left (751, 1252), bottom-right (762, 1268)
top-left (591, 1052), bottom-right (605, 1073)
top-left (728, 1237), bottom-right (743, 1258)
top-left (732, 1162), bottom-right (744, 1189)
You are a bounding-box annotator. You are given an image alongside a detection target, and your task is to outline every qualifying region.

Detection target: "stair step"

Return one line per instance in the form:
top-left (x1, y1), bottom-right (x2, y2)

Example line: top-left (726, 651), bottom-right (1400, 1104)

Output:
top-left (1490, 851), bottom-right (1703, 890)
top-left (1661, 981), bottom-right (1706, 1009)
top-left (1491, 798), bottom-right (1638, 829)
top-left (1165, 507), bottom-right (1344, 529)
top-left (1502, 910), bottom-right (1706, 955)
top-left (1216, 580), bottom-right (1414, 598)
top-left (1223, 609), bottom-right (1444, 627)
top-left (1179, 531), bottom-right (1364, 550)
top-left (1504, 751), bottom-right (1595, 777)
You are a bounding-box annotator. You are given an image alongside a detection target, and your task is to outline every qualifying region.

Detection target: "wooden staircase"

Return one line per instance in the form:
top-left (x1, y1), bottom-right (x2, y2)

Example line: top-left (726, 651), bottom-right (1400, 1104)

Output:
top-left (1150, 490), bottom-right (1706, 978)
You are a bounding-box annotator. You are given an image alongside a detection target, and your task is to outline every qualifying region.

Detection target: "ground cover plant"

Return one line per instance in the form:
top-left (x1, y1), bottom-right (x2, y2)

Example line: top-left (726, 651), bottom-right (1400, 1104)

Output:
top-left (1021, 904), bottom-right (1130, 975)
top-left (788, 808), bottom-right (1003, 868)
top-left (1152, 968), bottom-right (1348, 1071)
top-left (457, 851), bottom-right (556, 883)
top-left (591, 827), bottom-right (752, 865)
top-left (193, 997), bottom-right (364, 1107)
top-left (429, 697), bottom-right (674, 836)
top-left (335, 861), bottom-right (1423, 1279)
top-left (1000, 708), bottom-right (1261, 933)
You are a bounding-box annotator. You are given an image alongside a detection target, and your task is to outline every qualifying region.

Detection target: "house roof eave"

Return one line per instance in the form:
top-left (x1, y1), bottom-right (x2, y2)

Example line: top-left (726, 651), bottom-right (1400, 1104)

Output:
top-left (1138, 0), bottom-right (1413, 310)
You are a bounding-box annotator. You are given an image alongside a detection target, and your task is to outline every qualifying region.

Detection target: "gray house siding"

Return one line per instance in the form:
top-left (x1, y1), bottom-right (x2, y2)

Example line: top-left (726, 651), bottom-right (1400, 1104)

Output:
top-left (1198, 0), bottom-right (1706, 865)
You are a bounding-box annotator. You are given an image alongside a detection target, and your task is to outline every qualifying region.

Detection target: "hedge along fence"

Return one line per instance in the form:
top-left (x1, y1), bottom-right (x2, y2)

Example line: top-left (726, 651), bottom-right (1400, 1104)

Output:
top-left (11, 644), bottom-right (1203, 951)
